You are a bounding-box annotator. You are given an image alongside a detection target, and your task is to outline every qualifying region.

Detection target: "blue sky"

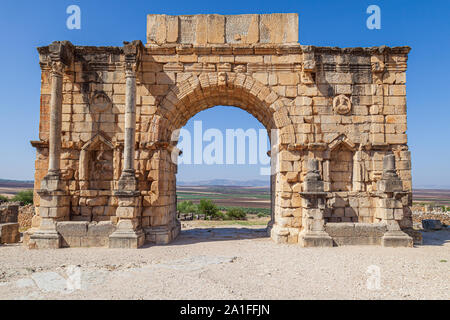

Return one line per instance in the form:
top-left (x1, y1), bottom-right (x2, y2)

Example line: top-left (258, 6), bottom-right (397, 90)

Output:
top-left (0, 0), bottom-right (449, 187)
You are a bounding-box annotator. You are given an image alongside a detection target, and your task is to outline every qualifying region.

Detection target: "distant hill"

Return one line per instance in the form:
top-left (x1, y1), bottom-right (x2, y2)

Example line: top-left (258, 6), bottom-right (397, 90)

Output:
top-left (0, 179), bottom-right (34, 188)
top-left (177, 179), bottom-right (270, 187)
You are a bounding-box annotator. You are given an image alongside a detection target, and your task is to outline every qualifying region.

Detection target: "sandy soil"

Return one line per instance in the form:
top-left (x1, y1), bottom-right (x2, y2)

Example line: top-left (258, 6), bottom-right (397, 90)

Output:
top-left (0, 226), bottom-right (448, 300)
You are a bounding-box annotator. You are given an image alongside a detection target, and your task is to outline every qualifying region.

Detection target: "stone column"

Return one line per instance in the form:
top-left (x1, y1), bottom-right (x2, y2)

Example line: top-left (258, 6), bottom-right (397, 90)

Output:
top-left (118, 64), bottom-right (137, 191)
top-left (110, 41), bottom-right (145, 249)
top-left (30, 41), bottom-right (74, 249)
top-left (298, 159), bottom-right (333, 247)
top-left (376, 153), bottom-right (413, 247)
top-left (47, 62), bottom-right (64, 177)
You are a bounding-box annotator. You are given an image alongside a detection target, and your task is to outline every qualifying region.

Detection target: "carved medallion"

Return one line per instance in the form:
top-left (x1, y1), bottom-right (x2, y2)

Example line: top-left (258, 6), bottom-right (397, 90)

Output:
top-left (218, 72), bottom-right (227, 86)
top-left (90, 91), bottom-right (112, 113)
top-left (333, 94), bottom-right (352, 115)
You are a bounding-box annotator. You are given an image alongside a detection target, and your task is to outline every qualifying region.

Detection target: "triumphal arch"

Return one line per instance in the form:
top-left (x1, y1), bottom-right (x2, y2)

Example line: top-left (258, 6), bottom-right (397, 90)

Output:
top-left (25, 13), bottom-right (416, 249)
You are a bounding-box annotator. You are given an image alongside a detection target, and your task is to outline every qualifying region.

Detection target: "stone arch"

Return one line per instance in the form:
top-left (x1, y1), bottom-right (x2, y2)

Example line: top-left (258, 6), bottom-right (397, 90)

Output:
top-left (154, 73), bottom-right (295, 143)
top-left (142, 73), bottom-right (297, 244)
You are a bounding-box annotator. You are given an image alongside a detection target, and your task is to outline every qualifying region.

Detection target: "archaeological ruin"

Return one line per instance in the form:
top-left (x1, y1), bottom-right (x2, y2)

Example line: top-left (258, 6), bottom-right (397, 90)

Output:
top-left (24, 13), bottom-right (416, 249)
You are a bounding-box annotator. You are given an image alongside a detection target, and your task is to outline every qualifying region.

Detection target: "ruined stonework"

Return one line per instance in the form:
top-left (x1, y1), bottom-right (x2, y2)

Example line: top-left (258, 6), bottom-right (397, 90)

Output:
top-left (0, 203), bottom-right (20, 244)
top-left (26, 13), bottom-right (414, 249)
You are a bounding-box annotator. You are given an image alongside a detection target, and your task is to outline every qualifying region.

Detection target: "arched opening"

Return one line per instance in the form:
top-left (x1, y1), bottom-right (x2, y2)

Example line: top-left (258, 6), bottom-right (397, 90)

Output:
top-left (174, 105), bottom-right (272, 240)
top-left (142, 74), bottom-right (292, 244)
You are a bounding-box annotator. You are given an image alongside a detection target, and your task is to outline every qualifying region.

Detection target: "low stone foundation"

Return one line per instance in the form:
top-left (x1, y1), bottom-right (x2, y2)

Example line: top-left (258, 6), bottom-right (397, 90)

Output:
top-left (57, 221), bottom-right (116, 248)
top-left (325, 222), bottom-right (386, 246)
top-left (144, 221), bottom-right (181, 245)
top-left (24, 221), bottom-right (117, 249)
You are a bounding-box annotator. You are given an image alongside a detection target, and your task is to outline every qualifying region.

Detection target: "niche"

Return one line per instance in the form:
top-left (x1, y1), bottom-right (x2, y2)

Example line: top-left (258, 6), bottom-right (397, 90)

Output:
top-left (79, 134), bottom-right (114, 190)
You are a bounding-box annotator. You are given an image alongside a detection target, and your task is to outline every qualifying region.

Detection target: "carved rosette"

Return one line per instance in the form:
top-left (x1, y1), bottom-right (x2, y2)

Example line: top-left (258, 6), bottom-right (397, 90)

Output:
top-left (333, 94), bottom-right (352, 115)
top-left (90, 91), bottom-right (112, 113)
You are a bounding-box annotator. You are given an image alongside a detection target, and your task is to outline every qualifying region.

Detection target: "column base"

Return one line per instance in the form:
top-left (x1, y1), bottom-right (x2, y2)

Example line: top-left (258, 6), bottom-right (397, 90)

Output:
top-left (144, 221), bottom-right (181, 244)
top-left (298, 231), bottom-right (333, 247)
top-left (381, 231), bottom-right (413, 247)
top-left (29, 230), bottom-right (61, 249)
top-left (109, 229), bottom-right (145, 249)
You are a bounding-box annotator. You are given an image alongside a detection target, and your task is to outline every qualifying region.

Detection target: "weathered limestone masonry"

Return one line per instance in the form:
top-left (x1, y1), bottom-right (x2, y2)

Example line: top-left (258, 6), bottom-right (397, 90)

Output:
top-left (26, 13), bottom-right (415, 249)
top-left (0, 203), bottom-right (20, 244)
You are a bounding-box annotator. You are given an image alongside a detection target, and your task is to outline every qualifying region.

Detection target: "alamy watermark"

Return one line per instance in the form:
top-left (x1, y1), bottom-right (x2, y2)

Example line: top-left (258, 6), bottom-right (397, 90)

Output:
top-left (65, 265), bottom-right (82, 292)
top-left (170, 121), bottom-right (279, 176)
top-left (366, 5), bottom-right (381, 30)
top-left (66, 5), bottom-right (81, 30)
top-left (366, 265), bottom-right (381, 290)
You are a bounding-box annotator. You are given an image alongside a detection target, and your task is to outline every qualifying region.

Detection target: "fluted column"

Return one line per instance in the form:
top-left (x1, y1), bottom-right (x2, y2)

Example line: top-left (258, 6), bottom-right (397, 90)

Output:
top-left (46, 61), bottom-right (65, 179)
top-left (118, 62), bottom-right (138, 191)
top-left (124, 66), bottom-right (136, 174)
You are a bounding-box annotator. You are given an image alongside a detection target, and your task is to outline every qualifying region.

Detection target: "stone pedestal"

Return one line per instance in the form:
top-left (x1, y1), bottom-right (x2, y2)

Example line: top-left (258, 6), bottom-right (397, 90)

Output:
top-left (381, 230), bottom-right (413, 247)
top-left (109, 190), bottom-right (145, 248)
top-left (30, 178), bottom-right (69, 249)
top-left (144, 219), bottom-right (181, 244)
top-left (298, 159), bottom-right (333, 247)
top-left (109, 219), bottom-right (145, 249)
top-left (376, 154), bottom-right (413, 248)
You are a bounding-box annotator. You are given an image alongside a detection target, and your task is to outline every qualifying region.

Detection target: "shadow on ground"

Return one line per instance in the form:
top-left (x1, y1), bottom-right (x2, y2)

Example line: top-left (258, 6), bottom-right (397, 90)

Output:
top-left (419, 228), bottom-right (450, 246)
top-left (166, 227), bottom-right (269, 246)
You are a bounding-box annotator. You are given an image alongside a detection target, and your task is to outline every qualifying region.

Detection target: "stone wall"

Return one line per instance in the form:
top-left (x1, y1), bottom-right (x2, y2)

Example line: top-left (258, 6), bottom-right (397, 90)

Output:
top-left (18, 205), bottom-right (34, 229)
top-left (0, 203), bottom-right (19, 223)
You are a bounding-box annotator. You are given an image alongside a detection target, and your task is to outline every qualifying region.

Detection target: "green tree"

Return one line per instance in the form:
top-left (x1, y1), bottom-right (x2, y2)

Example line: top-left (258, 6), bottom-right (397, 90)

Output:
top-left (226, 208), bottom-right (247, 220)
top-left (12, 190), bottom-right (34, 205)
top-left (177, 200), bottom-right (197, 213)
top-left (198, 199), bottom-right (220, 219)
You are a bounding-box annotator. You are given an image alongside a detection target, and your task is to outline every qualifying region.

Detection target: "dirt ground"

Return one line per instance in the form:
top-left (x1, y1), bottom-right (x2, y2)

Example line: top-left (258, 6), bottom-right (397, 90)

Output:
top-left (0, 225), bottom-right (448, 300)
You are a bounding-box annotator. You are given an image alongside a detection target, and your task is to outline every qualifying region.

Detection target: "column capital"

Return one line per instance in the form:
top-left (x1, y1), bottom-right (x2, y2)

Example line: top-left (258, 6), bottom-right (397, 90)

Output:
top-left (124, 61), bottom-right (138, 78)
top-left (123, 40), bottom-right (144, 77)
top-left (50, 61), bottom-right (66, 77)
top-left (38, 41), bottom-right (75, 72)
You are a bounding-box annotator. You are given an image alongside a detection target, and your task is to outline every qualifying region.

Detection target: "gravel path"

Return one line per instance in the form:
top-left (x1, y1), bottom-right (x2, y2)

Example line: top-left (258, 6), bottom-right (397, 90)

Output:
top-left (0, 227), bottom-right (448, 300)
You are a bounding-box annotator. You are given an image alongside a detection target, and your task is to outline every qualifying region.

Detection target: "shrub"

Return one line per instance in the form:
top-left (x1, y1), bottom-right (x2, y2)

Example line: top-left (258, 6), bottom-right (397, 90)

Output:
top-left (0, 195), bottom-right (9, 203)
top-left (198, 199), bottom-right (220, 219)
top-left (226, 208), bottom-right (247, 220)
top-left (257, 213), bottom-right (266, 218)
top-left (12, 190), bottom-right (34, 205)
top-left (177, 200), bottom-right (197, 213)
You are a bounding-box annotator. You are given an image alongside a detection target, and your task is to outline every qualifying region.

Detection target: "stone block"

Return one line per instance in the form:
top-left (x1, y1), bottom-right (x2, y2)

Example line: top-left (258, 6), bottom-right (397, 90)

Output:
top-left (0, 223), bottom-right (20, 244)
top-left (29, 231), bottom-right (61, 249)
top-left (0, 204), bottom-right (19, 223)
top-left (88, 221), bottom-right (116, 237)
top-left (381, 231), bottom-right (413, 247)
top-left (298, 231), bottom-right (333, 247)
top-left (109, 229), bottom-right (145, 249)
top-left (422, 219), bottom-right (443, 231)
top-left (56, 221), bottom-right (88, 237)
top-left (115, 206), bottom-right (139, 219)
